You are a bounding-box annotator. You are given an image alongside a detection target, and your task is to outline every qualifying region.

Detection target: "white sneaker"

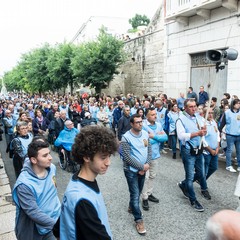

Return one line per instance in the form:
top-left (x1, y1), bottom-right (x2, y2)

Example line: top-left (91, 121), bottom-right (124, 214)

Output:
top-left (226, 166), bottom-right (237, 173)
top-left (161, 149), bottom-right (168, 154)
top-left (237, 167), bottom-right (240, 172)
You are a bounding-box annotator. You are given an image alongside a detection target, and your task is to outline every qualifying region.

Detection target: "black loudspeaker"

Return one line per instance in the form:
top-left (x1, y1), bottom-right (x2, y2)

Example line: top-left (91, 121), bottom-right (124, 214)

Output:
top-left (206, 48), bottom-right (238, 62)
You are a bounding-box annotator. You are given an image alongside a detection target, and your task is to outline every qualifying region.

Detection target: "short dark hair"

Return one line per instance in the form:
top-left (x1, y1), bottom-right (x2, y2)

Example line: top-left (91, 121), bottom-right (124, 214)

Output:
top-left (224, 93), bottom-right (231, 99)
top-left (212, 97), bottom-right (217, 102)
top-left (130, 114), bottom-right (141, 123)
top-left (136, 108), bottom-right (144, 115)
top-left (72, 125), bottom-right (118, 165)
top-left (189, 87), bottom-right (193, 91)
top-left (28, 138), bottom-right (49, 159)
top-left (231, 98), bottom-right (240, 109)
top-left (145, 107), bottom-right (155, 116)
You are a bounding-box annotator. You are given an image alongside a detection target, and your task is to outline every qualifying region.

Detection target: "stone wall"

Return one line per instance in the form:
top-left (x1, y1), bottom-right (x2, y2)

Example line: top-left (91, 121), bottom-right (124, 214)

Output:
top-left (103, 6), bottom-right (165, 98)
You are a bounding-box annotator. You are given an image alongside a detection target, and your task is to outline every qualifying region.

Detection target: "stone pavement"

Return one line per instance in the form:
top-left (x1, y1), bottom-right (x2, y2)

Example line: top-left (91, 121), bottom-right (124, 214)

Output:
top-left (0, 154), bottom-right (16, 240)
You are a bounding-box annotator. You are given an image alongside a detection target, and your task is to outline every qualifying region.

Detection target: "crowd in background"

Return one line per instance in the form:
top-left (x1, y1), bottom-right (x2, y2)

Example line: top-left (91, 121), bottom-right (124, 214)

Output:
top-left (0, 87), bottom-right (239, 178)
top-left (0, 86), bottom-right (240, 238)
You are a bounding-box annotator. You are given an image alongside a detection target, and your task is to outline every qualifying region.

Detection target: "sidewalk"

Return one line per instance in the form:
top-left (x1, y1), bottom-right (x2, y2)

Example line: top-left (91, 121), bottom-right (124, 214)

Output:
top-left (0, 154), bottom-right (16, 240)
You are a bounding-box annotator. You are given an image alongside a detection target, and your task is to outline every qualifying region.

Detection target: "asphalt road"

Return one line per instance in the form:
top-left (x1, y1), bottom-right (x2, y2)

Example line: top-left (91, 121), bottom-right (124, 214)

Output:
top-left (1, 137), bottom-right (239, 240)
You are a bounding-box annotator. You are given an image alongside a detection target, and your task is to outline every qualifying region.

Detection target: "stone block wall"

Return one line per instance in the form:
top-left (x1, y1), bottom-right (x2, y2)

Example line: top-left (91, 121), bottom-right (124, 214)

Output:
top-left (103, 6), bottom-right (165, 98)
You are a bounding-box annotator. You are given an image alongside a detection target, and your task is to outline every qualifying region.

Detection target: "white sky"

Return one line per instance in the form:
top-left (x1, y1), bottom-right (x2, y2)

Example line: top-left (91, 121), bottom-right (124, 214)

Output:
top-left (0, 0), bottom-right (161, 76)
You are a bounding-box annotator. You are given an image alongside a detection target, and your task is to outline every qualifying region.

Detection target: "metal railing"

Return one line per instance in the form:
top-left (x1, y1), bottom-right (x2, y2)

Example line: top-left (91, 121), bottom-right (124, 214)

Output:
top-left (165, 0), bottom-right (219, 17)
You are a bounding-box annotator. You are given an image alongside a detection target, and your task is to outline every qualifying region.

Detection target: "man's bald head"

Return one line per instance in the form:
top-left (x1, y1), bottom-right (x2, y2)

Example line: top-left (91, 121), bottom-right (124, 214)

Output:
top-left (206, 210), bottom-right (240, 240)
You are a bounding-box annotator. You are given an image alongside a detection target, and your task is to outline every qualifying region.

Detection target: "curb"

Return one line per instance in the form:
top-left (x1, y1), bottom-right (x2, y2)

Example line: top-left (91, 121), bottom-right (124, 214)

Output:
top-left (0, 155), bottom-right (16, 240)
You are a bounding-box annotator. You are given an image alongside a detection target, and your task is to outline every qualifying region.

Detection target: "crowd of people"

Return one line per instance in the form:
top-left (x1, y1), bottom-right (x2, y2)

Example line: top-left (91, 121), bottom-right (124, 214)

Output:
top-left (0, 86), bottom-right (240, 239)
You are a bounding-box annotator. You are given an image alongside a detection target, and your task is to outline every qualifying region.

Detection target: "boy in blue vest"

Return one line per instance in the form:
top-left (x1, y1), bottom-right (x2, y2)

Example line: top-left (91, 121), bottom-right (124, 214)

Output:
top-left (12, 137), bottom-right (61, 240)
top-left (59, 125), bottom-right (118, 240)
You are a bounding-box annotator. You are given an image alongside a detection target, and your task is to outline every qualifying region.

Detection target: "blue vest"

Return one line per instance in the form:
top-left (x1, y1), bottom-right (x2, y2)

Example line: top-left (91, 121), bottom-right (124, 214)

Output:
top-left (123, 130), bottom-right (149, 172)
top-left (4, 117), bottom-right (16, 134)
top-left (60, 179), bottom-right (112, 240)
top-left (204, 120), bottom-right (219, 154)
top-left (167, 111), bottom-right (179, 133)
top-left (143, 121), bottom-right (163, 160)
top-left (156, 107), bottom-right (167, 128)
top-left (12, 163), bottom-right (61, 235)
top-left (178, 113), bottom-right (203, 149)
top-left (17, 134), bottom-right (33, 156)
top-left (225, 109), bottom-right (240, 136)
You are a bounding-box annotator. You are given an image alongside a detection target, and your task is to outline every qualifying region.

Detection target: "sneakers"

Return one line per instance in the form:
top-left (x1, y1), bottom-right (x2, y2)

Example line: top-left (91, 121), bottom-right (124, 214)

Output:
top-left (177, 182), bottom-right (189, 199)
top-left (127, 207), bottom-right (132, 214)
top-left (226, 166), bottom-right (237, 173)
top-left (190, 200), bottom-right (204, 212)
top-left (201, 190), bottom-right (211, 200)
top-left (148, 194), bottom-right (159, 203)
top-left (142, 199), bottom-right (149, 211)
top-left (172, 153), bottom-right (176, 159)
top-left (195, 179), bottom-right (200, 185)
top-left (161, 149), bottom-right (168, 154)
top-left (136, 221), bottom-right (146, 235)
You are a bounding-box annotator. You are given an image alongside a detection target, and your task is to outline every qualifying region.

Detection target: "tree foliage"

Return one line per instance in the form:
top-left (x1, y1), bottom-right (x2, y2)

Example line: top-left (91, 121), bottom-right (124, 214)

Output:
top-left (46, 42), bottom-right (77, 94)
top-left (71, 28), bottom-right (126, 93)
top-left (129, 14), bottom-right (150, 29)
top-left (3, 29), bottom-right (126, 94)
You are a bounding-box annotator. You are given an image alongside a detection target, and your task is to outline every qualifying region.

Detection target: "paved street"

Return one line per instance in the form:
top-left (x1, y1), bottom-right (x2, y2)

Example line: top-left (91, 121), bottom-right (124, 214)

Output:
top-left (1, 138), bottom-right (239, 240)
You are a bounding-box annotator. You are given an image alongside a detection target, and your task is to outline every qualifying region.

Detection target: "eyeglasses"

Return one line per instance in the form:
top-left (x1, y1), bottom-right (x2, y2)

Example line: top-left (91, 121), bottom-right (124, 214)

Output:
top-left (134, 121), bottom-right (143, 124)
top-left (19, 127), bottom-right (28, 130)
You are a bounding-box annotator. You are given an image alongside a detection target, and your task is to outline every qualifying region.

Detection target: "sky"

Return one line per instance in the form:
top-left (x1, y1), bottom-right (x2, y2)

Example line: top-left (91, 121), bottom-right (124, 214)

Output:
top-left (0, 0), bottom-right (161, 76)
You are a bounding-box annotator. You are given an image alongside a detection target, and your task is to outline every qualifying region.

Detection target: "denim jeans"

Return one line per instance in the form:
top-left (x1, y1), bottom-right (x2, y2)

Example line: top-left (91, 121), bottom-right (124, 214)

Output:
top-left (203, 153), bottom-right (218, 180)
top-left (159, 142), bottom-right (164, 151)
top-left (226, 135), bottom-right (240, 167)
top-left (181, 145), bottom-right (205, 202)
top-left (124, 169), bottom-right (145, 222)
top-left (169, 135), bottom-right (177, 154)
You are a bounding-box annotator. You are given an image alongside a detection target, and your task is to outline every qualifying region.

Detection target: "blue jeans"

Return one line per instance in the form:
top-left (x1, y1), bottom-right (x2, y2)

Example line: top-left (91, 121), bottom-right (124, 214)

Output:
top-left (124, 169), bottom-right (145, 222)
top-left (159, 142), bottom-right (164, 151)
top-left (203, 153), bottom-right (218, 180)
top-left (169, 135), bottom-right (177, 154)
top-left (226, 135), bottom-right (240, 167)
top-left (181, 146), bottom-right (205, 202)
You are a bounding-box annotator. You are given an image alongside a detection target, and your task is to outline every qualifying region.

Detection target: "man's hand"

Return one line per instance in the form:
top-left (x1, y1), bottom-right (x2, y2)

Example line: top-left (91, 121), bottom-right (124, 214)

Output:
top-left (143, 163), bottom-right (150, 172)
top-left (138, 170), bottom-right (145, 175)
top-left (148, 131), bottom-right (154, 139)
top-left (157, 131), bottom-right (165, 135)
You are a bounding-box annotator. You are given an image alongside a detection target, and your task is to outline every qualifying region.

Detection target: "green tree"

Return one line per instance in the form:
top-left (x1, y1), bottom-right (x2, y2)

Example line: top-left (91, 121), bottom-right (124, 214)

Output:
top-left (23, 44), bottom-right (53, 94)
top-left (46, 42), bottom-right (76, 94)
top-left (129, 14), bottom-right (150, 29)
top-left (71, 28), bottom-right (126, 94)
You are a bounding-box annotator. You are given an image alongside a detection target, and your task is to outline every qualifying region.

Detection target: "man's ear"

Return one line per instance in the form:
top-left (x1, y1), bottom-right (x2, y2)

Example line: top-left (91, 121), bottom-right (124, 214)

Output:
top-left (83, 156), bottom-right (90, 163)
top-left (30, 157), bottom-right (37, 165)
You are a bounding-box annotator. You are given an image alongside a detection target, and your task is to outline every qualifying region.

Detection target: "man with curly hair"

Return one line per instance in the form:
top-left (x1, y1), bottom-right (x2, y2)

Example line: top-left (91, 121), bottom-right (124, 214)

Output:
top-left (58, 125), bottom-right (118, 240)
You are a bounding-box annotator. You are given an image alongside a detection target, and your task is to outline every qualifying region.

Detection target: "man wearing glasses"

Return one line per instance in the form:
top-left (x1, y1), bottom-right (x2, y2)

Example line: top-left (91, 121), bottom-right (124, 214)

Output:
top-left (120, 114), bottom-right (151, 235)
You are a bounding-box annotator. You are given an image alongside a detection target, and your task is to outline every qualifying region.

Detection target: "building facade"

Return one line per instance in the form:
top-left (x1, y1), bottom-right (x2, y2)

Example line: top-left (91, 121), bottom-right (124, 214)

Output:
top-left (164, 0), bottom-right (240, 102)
top-left (72, 1), bottom-right (240, 101)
